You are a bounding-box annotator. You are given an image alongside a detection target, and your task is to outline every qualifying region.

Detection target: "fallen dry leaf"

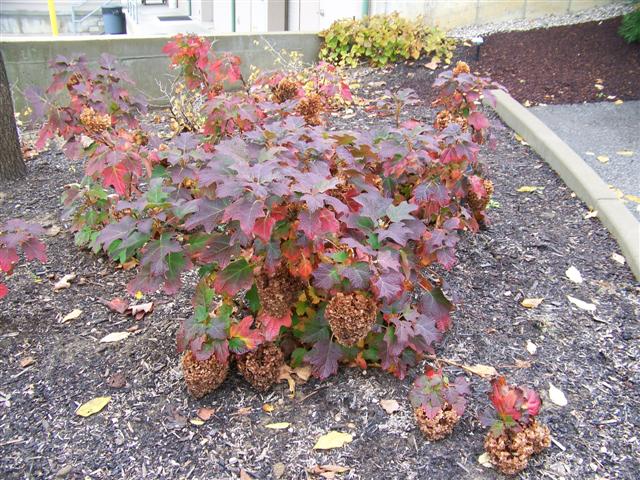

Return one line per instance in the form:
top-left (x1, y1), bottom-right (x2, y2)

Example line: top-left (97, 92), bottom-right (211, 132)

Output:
top-left (99, 331), bottom-right (131, 343)
top-left (293, 365), bottom-right (312, 382)
top-left (597, 155), bottom-right (609, 163)
top-left (313, 431), bottom-right (353, 450)
top-left (99, 297), bottom-right (130, 314)
top-left (380, 399), bottom-right (400, 414)
top-left (516, 186), bottom-right (543, 193)
top-left (521, 298), bottom-right (543, 309)
top-left (310, 464), bottom-right (351, 478)
top-left (616, 150), bottom-right (633, 157)
top-left (424, 57), bottom-right (440, 70)
top-left (565, 266), bottom-right (583, 284)
top-left (594, 84), bottom-right (604, 91)
top-left (130, 302), bottom-right (154, 320)
top-left (265, 422), bottom-right (290, 430)
top-left (515, 359), bottom-right (531, 369)
top-left (611, 253), bottom-right (625, 265)
top-left (76, 396), bottom-right (111, 417)
top-left (239, 469), bottom-right (253, 480)
top-left (54, 273), bottom-right (76, 291)
top-left (278, 365), bottom-right (296, 397)
top-left (197, 407), bottom-right (215, 421)
top-left (567, 295), bottom-right (596, 312)
top-left (106, 372), bottom-right (126, 388)
top-left (463, 363), bottom-right (498, 378)
top-left (61, 308), bottom-right (82, 324)
top-left (235, 407), bottom-right (252, 416)
top-left (583, 210), bottom-right (598, 219)
top-left (262, 403), bottom-right (275, 413)
top-left (45, 225), bottom-right (61, 237)
top-left (478, 452), bottom-right (493, 468)
top-left (189, 418), bottom-right (205, 426)
top-left (526, 340), bottom-right (537, 355)
top-left (549, 383), bottom-right (568, 406)
top-left (19, 356), bottom-right (35, 368)
top-left (614, 99), bottom-right (624, 105)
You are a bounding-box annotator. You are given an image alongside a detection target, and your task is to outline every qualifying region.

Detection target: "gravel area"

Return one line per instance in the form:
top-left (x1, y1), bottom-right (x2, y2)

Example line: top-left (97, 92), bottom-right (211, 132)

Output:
top-left (447, 1), bottom-right (635, 38)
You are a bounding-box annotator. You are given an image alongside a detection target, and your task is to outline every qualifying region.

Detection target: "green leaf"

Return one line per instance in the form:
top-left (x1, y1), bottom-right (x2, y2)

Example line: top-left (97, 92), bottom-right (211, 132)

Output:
top-left (245, 283), bottom-right (261, 313)
top-left (213, 258), bottom-right (253, 296)
top-left (330, 251), bottom-right (349, 263)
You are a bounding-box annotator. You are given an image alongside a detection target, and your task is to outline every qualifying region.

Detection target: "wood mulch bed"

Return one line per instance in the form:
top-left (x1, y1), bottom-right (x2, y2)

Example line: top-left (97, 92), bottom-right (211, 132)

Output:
top-left (1, 33), bottom-right (639, 479)
top-left (399, 17), bottom-right (640, 106)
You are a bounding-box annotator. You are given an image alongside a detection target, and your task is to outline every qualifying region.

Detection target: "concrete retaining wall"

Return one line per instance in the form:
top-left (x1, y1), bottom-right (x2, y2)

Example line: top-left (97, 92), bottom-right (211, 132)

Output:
top-left (0, 32), bottom-right (322, 111)
top-left (0, 12), bottom-right (103, 35)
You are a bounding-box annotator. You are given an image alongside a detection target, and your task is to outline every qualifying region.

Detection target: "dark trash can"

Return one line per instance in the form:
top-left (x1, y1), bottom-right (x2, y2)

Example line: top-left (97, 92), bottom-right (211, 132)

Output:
top-left (102, 6), bottom-right (127, 35)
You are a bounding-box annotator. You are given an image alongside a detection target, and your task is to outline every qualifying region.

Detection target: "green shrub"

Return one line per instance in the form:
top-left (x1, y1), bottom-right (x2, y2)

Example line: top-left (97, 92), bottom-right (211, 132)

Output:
top-left (619, 7), bottom-right (640, 43)
top-left (319, 12), bottom-right (456, 67)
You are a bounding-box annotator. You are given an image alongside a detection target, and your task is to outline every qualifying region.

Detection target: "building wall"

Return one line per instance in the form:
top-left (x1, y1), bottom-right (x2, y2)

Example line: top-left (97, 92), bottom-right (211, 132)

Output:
top-left (287, 0), bottom-right (617, 31)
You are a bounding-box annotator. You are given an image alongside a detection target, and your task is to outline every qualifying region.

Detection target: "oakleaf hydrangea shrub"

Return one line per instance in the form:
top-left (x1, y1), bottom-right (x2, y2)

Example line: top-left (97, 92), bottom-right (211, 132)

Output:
top-left (481, 377), bottom-right (551, 474)
top-left (28, 34), bottom-right (502, 397)
top-left (0, 220), bottom-right (47, 299)
top-left (409, 366), bottom-right (470, 440)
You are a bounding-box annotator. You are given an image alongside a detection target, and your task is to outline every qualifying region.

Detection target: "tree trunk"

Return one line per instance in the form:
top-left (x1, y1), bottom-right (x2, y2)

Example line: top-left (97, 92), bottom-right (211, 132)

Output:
top-left (0, 50), bottom-right (27, 181)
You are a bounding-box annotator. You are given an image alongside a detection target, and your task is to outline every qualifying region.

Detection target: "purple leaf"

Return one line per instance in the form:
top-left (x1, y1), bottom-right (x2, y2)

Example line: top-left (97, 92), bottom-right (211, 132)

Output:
top-left (374, 272), bottom-right (404, 302)
top-left (341, 262), bottom-right (371, 289)
top-left (385, 202), bottom-right (417, 222)
top-left (305, 339), bottom-right (343, 379)
top-left (223, 197), bottom-right (264, 235)
top-left (313, 263), bottom-right (340, 290)
top-left (184, 198), bottom-right (228, 233)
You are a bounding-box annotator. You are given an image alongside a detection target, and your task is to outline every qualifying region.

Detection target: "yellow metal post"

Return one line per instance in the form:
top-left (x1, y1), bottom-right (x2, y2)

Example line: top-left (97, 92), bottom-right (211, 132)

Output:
top-left (47, 0), bottom-right (59, 36)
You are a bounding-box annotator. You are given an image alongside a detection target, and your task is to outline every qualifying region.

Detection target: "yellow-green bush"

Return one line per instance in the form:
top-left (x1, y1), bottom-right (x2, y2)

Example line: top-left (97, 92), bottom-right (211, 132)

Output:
top-left (319, 12), bottom-right (456, 67)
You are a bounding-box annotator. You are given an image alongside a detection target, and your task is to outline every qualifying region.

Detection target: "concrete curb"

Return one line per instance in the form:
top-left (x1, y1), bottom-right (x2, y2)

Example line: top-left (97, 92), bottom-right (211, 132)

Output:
top-left (486, 89), bottom-right (640, 281)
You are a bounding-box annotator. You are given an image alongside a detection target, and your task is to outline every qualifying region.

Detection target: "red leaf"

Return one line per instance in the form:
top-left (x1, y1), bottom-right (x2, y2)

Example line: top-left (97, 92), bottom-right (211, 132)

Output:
top-left (299, 208), bottom-right (339, 240)
top-left (99, 297), bottom-right (130, 314)
top-left (252, 216), bottom-right (276, 243)
top-left (0, 283), bottom-right (8, 299)
top-left (468, 175), bottom-right (487, 198)
top-left (489, 377), bottom-right (522, 421)
top-left (229, 315), bottom-right (264, 353)
top-left (468, 112), bottom-right (490, 130)
top-left (22, 237), bottom-right (47, 263)
top-left (0, 247), bottom-right (19, 273)
top-left (102, 163), bottom-right (129, 195)
top-left (259, 311), bottom-right (292, 341)
top-left (340, 82), bottom-right (353, 102)
top-left (223, 198), bottom-right (264, 236)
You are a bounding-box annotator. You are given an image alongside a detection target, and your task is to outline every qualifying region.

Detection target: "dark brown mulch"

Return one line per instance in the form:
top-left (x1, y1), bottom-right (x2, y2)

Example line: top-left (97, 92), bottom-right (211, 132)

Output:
top-left (475, 17), bottom-right (640, 105)
top-left (396, 17), bottom-right (640, 106)
top-left (1, 65), bottom-right (639, 479)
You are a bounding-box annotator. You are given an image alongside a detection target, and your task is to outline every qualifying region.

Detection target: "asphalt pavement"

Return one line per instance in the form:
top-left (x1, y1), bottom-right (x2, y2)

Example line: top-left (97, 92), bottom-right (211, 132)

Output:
top-left (530, 101), bottom-right (640, 221)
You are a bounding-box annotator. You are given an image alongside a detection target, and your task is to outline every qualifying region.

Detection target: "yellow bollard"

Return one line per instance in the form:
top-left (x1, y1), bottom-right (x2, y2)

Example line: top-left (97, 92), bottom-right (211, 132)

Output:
top-left (47, 0), bottom-right (59, 36)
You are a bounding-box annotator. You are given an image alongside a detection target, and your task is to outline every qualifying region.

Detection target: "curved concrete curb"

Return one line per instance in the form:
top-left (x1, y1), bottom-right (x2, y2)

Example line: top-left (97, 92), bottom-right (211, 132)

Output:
top-left (485, 89), bottom-right (640, 281)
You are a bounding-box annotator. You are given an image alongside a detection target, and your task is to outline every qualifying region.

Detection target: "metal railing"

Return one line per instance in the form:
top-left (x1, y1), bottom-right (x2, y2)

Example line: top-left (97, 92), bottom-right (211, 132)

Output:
top-left (70, 0), bottom-right (118, 34)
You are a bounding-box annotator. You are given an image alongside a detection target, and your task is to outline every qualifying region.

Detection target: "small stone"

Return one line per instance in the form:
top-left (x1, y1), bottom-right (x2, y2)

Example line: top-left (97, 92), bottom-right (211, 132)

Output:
top-left (55, 465), bottom-right (73, 478)
top-left (272, 463), bottom-right (286, 479)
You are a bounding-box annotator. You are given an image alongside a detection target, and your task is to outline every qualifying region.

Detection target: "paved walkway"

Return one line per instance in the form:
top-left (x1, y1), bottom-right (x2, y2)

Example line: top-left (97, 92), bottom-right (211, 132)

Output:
top-left (125, 2), bottom-right (213, 35)
top-left (530, 101), bottom-right (640, 221)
